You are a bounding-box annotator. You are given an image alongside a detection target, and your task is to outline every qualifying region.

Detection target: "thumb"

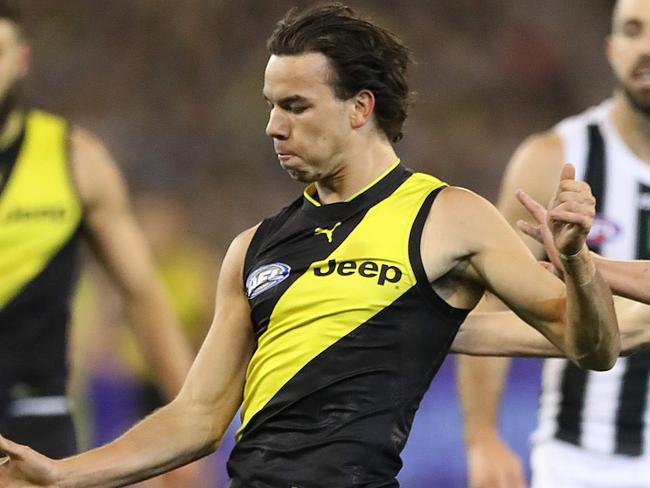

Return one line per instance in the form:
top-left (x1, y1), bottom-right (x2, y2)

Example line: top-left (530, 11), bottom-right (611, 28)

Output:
top-left (0, 435), bottom-right (25, 461)
top-left (560, 163), bottom-right (576, 182)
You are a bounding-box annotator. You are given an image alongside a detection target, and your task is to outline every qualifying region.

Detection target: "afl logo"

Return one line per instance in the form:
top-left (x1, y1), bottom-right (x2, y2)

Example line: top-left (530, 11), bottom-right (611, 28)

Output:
top-left (587, 214), bottom-right (620, 247)
top-left (246, 262), bottom-right (291, 299)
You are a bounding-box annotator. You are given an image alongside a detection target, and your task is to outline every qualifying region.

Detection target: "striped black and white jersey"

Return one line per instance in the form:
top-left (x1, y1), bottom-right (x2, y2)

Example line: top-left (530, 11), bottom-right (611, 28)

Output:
top-left (533, 99), bottom-right (650, 457)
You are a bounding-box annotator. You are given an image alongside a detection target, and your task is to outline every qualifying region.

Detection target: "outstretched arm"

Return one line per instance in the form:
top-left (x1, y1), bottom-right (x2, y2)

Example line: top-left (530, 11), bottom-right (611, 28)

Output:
top-left (453, 305), bottom-right (650, 357)
top-left (431, 165), bottom-right (619, 369)
top-left (0, 228), bottom-right (258, 487)
top-left (539, 164), bottom-right (618, 369)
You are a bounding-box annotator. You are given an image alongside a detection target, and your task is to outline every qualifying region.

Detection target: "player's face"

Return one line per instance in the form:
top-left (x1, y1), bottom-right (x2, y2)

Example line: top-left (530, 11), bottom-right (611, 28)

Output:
top-left (263, 53), bottom-right (354, 183)
top-left (607, 0), bottom-right (650, 114)
top-left (0, 20), bottom-right (28, 105)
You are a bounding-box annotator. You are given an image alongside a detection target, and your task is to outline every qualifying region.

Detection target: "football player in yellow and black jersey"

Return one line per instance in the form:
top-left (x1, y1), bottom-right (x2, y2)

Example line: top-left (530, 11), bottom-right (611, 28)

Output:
top-left (0, 4), bottom-right (626, 487)
top-left (0, 2), bottom-right (192, 461)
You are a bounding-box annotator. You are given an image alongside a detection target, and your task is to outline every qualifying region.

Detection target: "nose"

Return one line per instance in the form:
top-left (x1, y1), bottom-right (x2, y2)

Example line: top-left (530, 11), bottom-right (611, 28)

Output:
top-left (266, 107), bottom-right (289, 140)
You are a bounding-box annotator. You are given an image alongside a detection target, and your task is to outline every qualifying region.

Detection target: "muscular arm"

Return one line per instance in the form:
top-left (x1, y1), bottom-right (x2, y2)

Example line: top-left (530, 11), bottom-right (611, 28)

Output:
top-left (449, 133), bottom-right (608, 487)
top-left (593, 256), bottom-right (650, 303)
top-left (0, 228), bottom-right (257, 487)
top-left (452, 305), bottom-right (650, 357)
top-left (70, 128), bottom-right (192, 399)
top-left (429, 182), bottom-right (619, 369)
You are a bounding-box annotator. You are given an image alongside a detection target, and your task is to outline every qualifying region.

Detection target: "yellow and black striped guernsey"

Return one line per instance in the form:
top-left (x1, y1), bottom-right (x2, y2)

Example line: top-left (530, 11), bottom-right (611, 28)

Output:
top-left (228, 162), bottom-right (469, 487)
top-left (0, 111), bottom-right (81, 407)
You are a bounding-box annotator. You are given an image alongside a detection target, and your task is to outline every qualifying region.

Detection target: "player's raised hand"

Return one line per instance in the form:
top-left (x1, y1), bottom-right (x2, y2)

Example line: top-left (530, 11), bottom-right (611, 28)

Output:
top-left (516, 189), bottom-right (564, 276)
top-left (0, 435), bottom-right (59, 487)
top-left (545, 163), bottom-right (595, 257)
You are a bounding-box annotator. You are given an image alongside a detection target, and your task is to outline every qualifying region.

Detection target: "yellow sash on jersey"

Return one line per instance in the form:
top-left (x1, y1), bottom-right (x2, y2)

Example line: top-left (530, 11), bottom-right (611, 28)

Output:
top-left (0, 110), bottom-right (81, 308)
top-left (239, 171), bottom-right (446, 436)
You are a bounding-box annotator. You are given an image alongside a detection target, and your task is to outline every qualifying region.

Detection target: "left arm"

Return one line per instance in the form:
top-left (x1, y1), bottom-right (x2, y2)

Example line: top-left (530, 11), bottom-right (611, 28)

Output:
top-left (452, 305), bottom-right (649, 357)
top-left (70, 128), bottom-right (193, 399)
top-left (593, 256), bottom-right (650, 303)
top-left (425, 167), bottom-right (619, 370)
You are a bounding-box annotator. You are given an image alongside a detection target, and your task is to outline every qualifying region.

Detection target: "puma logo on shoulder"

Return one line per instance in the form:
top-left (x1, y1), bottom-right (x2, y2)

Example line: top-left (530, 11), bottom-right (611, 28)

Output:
top-left (314, 221), bottom-right (341, 243)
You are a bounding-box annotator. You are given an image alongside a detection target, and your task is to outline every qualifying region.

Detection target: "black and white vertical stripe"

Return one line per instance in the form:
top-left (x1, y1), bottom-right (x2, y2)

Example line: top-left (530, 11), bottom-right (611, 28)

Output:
top-left (533, 100), bottom-right (650, 458)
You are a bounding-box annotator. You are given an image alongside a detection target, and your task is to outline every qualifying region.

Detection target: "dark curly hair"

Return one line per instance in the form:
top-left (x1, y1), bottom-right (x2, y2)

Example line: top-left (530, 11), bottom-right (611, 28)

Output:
top-left (267, 3), bottom-right (415, 143)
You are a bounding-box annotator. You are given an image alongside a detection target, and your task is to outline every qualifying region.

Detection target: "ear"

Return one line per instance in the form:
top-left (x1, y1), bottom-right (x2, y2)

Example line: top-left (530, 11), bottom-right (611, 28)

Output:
top-left (349, 89), bottom-right (375, 130)
top-left (17, 42), bottom-right (30, 78)
top-left (604, 35), bottom-right (613, 67)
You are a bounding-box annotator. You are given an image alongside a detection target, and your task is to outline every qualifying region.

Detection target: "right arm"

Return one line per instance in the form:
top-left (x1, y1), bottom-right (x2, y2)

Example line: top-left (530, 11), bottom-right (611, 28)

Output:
top-left (594, 256), bottom-right (650, 303)
top-left (456, 131), bottom-right (565, 488)
top-left (452, 304), bottom-right (650, 358)
top-left (0, 228), bottom-right (258, 488)
top-left (516, 185), bottom-right (650, 305)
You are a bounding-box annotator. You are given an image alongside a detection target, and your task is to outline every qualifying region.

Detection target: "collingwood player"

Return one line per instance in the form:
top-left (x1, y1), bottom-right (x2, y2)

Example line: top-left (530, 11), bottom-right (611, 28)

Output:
top-left (458, 1), bottom-right (650, 487)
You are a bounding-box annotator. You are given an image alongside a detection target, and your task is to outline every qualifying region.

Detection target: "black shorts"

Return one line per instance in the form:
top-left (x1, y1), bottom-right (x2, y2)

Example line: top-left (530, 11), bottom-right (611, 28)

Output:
top-left (0, 413), bottom-right (77, 459)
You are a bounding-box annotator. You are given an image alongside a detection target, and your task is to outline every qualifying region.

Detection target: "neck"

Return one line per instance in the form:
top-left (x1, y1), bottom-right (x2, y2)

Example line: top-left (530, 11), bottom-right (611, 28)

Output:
top-left (313, 138), bottom-right (399, 204)
top-left (0, 109), bottom-right (24, 150)
top-left (611, 91), bottom-right (650, 163)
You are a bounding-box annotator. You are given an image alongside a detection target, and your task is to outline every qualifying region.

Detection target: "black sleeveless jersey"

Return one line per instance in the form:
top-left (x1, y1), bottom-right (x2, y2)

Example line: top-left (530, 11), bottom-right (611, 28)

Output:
top-left (227, 162), bottom-right (469, 487)
top-left (0, 111), bottom-right (81, 406)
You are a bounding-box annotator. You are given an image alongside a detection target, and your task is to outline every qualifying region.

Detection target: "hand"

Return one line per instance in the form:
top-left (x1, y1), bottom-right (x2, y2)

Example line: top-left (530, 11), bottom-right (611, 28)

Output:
top-left (466, 433), bottom-right (526, 488)
top-left (545, 163), bottom-right (595, 256)
top-left (0, 435), bottom-right (59, 487)
top-left (515, 189), bottom-right (564, 277)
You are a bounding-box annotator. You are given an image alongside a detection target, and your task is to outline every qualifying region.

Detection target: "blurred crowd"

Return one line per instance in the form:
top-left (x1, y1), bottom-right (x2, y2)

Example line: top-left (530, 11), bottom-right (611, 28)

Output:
top-left (21, 0), bottom-right (614, 246)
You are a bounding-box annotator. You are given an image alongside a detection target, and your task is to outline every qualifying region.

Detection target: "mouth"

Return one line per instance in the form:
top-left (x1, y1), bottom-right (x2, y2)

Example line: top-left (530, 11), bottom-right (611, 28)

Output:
top-left (630, 60), bottom-right (650, 88)
top-left (276, 152), bottom-right (295, 162)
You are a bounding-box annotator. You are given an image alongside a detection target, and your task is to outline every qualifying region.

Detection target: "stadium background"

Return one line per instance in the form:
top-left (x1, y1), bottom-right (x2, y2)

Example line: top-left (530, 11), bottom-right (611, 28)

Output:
top-left (17, 1), bottom-right (614, 486)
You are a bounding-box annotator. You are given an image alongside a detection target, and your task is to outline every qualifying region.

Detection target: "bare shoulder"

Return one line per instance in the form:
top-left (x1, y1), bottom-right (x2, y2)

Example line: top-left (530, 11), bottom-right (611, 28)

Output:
top-left (220, 224), bottom-right (262, 282)
top-left (432, 185), bottom-right (497, 229)
top-left (422, 186), bottom-right (503, 279)
top-left (230, 225), bottom-right (260, 258)
top-left (424, 184), bottom-right (529, 267)
top-left (499, 130), bottom-right (564, 207)
top-left (69, 126), bottom-right (124, 207)
top-left (507, 130), bottom-right (564, 175)
top-left (69, 126), bottom-right (115, 172)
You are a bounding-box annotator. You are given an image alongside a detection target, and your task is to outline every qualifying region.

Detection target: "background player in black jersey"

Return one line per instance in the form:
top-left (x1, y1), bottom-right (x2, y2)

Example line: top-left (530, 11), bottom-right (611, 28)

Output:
top-left (0, 4), bottom-right (624, 486)
top-left (458, 0), bottom-right (650, 487)
top-left (0, 0), bottom-right (193, 469)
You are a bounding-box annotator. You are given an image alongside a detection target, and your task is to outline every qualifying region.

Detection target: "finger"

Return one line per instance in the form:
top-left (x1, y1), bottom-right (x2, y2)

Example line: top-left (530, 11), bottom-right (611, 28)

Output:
top-left (554, 193), bottom-right (595, 210)
top-left (555, 191), bottom-right (594, 207)
top-left (555, 179), bottom-right (592, 194)
top-left (516, 219), bottom-right (543, 243)
top-left (560, 163), bottom-right (576, 182)
top-left (0, 435), bottom-right (25, 461)
top-left (549, 213), bottom-right (592, 229)
top-left (0, 456), bottom-right (8, 466)
top-left (540, 261), bottom-right (564, 279)
top-left (549, 200), bottom-right (595, 219)
top-left (549, 208), bottom-right (593, 228)
top-left (516, 190), bottom-right (547, 223)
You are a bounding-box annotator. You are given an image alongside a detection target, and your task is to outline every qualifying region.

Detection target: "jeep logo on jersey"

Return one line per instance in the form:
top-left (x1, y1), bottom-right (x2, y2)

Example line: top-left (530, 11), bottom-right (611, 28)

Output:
top-left (313, 259), bottom-right (402, 285)
top-left (246, 262), bottom-right (291, 299)
top-left (4, 206), bottom-right (67, 222)
top-left (587, 214), bottom-right (620, 247)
